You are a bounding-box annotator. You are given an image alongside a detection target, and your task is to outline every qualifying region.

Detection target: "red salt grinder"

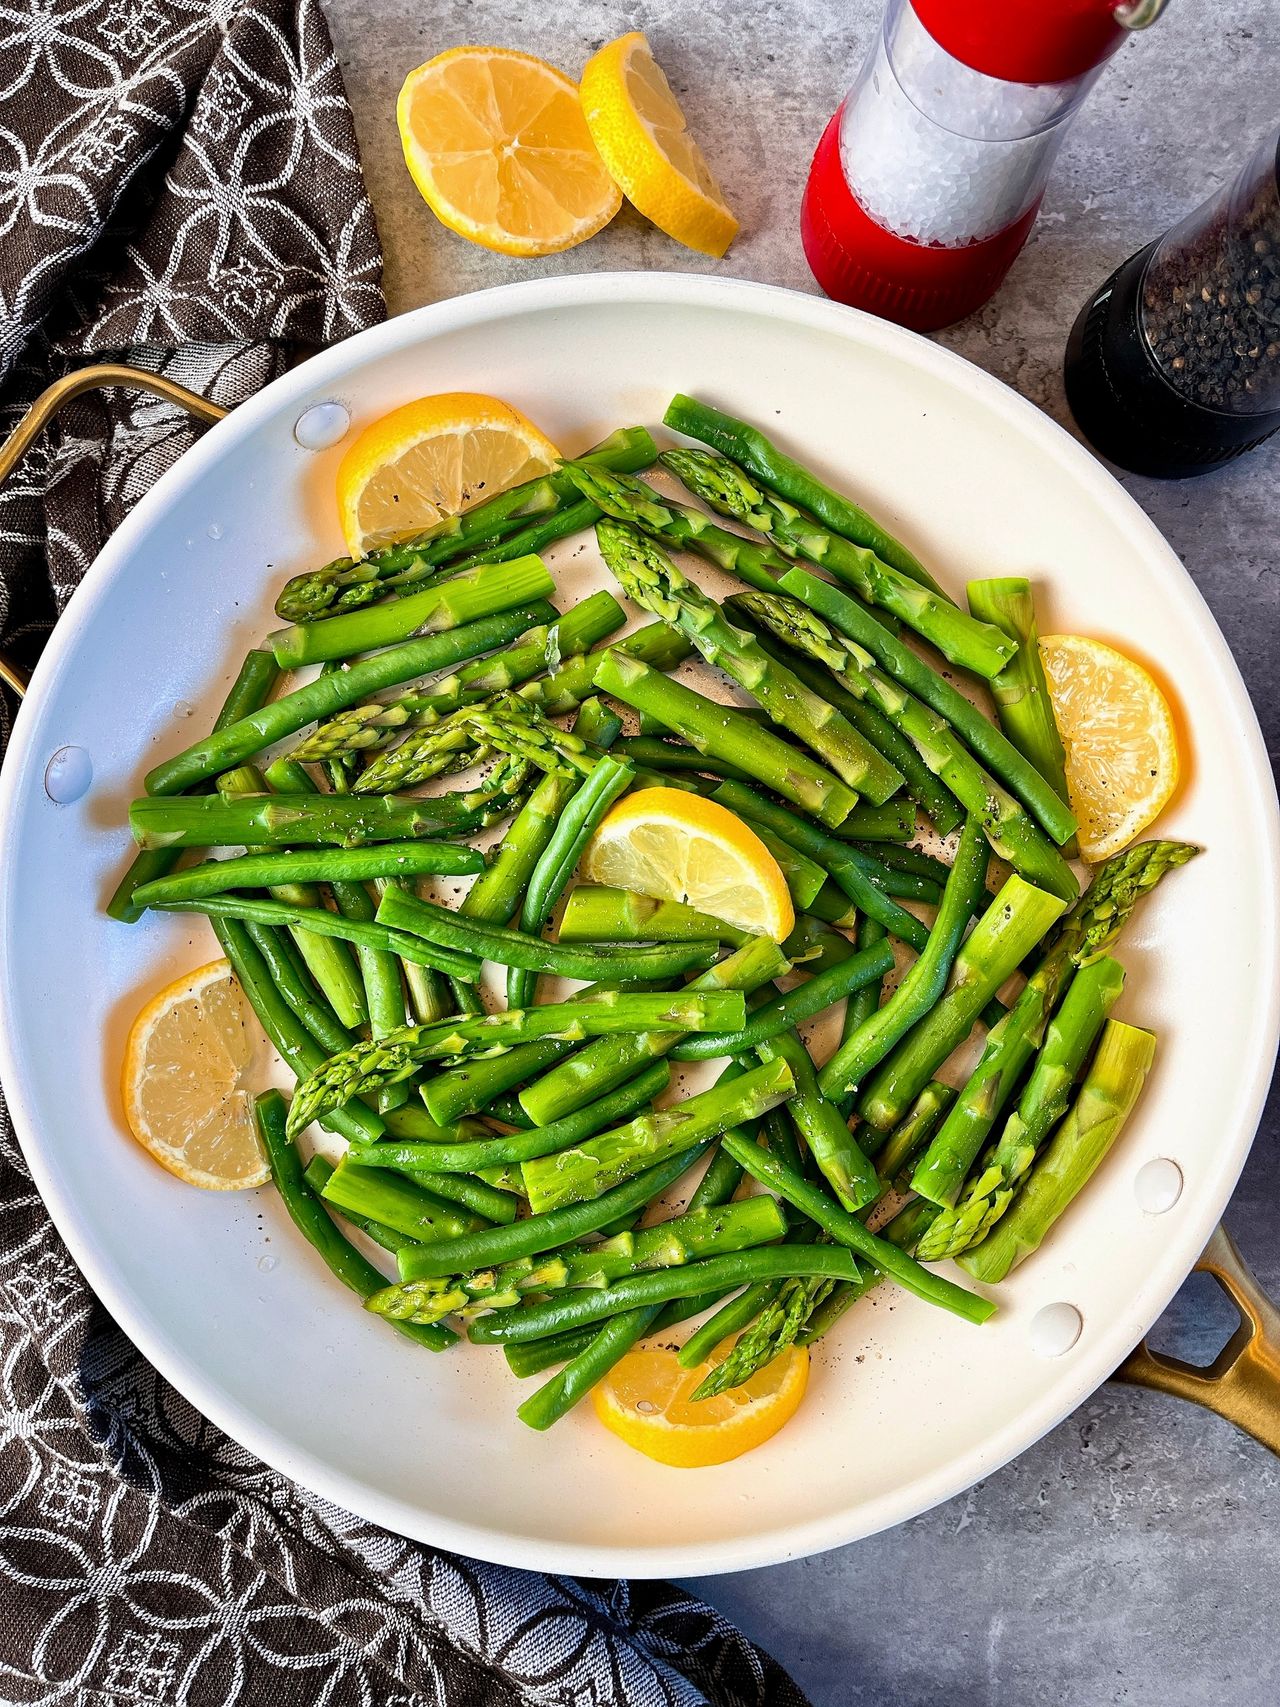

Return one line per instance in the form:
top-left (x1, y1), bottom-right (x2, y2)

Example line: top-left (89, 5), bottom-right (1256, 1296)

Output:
top-left (801, 0), bottom-right (1169, 333)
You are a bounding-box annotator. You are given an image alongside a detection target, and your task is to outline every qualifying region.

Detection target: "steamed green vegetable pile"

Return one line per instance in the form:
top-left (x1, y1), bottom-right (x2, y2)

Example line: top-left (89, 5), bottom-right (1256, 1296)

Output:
top-left (110, 399), bottom-right (1197, 1433)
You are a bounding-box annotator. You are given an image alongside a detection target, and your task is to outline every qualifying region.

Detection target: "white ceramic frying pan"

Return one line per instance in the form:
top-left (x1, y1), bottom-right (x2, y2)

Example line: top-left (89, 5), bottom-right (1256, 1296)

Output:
top-left (1, 274), bottom-right (1278, 1579)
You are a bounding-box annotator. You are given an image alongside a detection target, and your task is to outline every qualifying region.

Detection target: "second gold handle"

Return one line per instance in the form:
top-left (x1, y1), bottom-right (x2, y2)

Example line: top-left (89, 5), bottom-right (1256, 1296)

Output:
top-left (1115, 1224), bottom-right (1280, 1456)
top-left (0, 363), bottom-right (227, 704)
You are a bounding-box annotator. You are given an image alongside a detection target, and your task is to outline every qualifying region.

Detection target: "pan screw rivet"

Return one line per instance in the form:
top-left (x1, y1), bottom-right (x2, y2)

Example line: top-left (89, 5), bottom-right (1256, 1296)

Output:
top-left (1134, 1158), bottom-right (1183, 1214)
top-left (43, 745), bottom-right (92, 804)
top-left (1030, 1301), bottom-right (1082, 1357)
top-left (294, 401), bottom-right (350, 450)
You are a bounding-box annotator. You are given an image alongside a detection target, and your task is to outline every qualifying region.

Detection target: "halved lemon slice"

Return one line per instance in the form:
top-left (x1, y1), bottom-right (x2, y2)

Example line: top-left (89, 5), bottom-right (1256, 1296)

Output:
top-left (121, 960), bottom-right (270, 1190)
top-left (336, 392), bottom-right (560, 557)
top-left (580, 32), bottom-right (738, 259)
top-left (1040, 634), bottom-right (1181, 863)
top-left (582, 787), bottom-right (794, 940)
top-left (397, 47), bottom-right (622, 258)
top-left (592, 1341), bottom-right (808, 1467)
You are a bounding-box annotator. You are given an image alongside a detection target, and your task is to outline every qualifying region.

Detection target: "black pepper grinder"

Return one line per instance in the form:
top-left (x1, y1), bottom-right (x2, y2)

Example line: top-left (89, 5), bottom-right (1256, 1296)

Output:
top-left (1064, 124), bottom-right (1280, 478)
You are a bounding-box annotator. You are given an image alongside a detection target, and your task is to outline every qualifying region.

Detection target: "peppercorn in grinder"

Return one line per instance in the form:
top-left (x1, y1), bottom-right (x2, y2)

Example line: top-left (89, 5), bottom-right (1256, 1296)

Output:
top-left (1065, 125), bottom-right (1280, 478)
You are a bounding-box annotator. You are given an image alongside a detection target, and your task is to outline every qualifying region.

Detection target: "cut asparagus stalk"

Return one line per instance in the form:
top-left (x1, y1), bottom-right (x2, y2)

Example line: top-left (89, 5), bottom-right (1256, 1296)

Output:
top-left (915, 955), bottom-right (1126, 1261)
top-left (909, 839), bottom-right (1197, 1205)
top-left (843, 874), bottom-right (1070, 1116)
top-left (593, 650), bottom-right (859, 828)
top-left (595, 517), bottom-right (903, 801)
top-left (269, 556), bottom-right (556, 668)
top-left (521, 1056), bottom-right (796, 1213)
top-left (958, 1020), bottom-right (1157, 1283)
top-left (660, 447), bottom-right (1015, 677)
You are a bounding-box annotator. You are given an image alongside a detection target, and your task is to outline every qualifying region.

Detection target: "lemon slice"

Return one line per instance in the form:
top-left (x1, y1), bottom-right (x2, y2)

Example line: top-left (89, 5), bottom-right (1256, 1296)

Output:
top-left (121, 960), bottom-right (270, 1190)
top-left (336, 392), bottom-right (560, 557)
top-left (592, 1342), bottom-right (808, 1467)
top-left (397, 47), bottom-right (621, 258)
top-left (1040, 634), bottom-right (1181, 863)
top-left (580, 32), bottom-right (738, 258)
top-left (582, 787), bottom-right (794, 941)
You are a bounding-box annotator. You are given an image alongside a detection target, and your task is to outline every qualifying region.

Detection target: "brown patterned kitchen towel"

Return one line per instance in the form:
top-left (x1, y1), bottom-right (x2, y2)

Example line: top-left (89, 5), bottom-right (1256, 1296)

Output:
top-left (0, 4), bottom-right (808, 1703)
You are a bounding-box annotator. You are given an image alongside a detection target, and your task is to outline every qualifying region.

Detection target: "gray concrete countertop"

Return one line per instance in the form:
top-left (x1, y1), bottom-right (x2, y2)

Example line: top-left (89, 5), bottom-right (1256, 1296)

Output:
top-left (326, 3), bottom-right (1280, 1700)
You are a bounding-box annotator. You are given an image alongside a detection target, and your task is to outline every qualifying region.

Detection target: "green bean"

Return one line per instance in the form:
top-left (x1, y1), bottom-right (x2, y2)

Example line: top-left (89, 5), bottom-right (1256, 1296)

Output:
top-left (468, 1246), bottom-right (863, 1345)
top-left (508, 753), bottom-right (635, 1005)
top-left (108, 649), bottom-right (281, 922)
top-left (720, 1130), bottom-right (995, 1324)
top-left (255, 1093), bottom-right (453, 1352)
top-left (351, 1062), bottom-right (671, 1172)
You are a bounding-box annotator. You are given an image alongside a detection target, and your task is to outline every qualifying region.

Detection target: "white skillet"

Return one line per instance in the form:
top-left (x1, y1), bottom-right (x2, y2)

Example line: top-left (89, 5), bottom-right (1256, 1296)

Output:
top-left (0, 273), bottom-right (1276, 1578)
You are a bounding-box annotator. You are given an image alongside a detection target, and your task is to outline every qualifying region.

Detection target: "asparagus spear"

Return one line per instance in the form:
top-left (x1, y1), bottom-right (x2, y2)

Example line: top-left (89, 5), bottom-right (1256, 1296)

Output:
top-left (846, 876), bottom-right (1070, 1117)
top-left (779, 567), bottom-right (1078, 846)
top-left (660, 449), bottom-right (1015, 678)
top-left (366, 1197), bottom-right (787, 1326)
top-left (909, 839), bottom-right (1197, 1205)
top-left (467, 1245), bottom-right (865, 1347)
top-left (563, 460), bottom-right (792, 593)
top-left (274, 427), bottom-right (657, 621)
top-left (594, 651), bottom-right (859, 828)
top-left (730, 589), bottom-right (1078, 901)
top-left (874, 1080), bottom-right (957, 1185)
top-left (153, 889), bottom-right (481, 977)
top-left (967, 578), bottom-right (1072, 841)
top-left (818, 817), bottom-right (990, 1097)
top-left (132, 841), bottom-right (482, 906)
top-left (740, 621), bottom-right (962, 833)
top-left (521, 1056), bottom-right (795, 1213)
top-left (353, 692), bottom-right (594, 795)
top-left (286, 991), bottom-right (745, 1137)
top-left (459, 771), bottom-right (575, 929)
top-left (915, 956), bottom-right (1127, 1261)
top-left (516, 936), bottom-right (790, 1126)
top-left (662, 395), bottom-right (946, 594)
top-left (108, 649), bottom-right (281, 923)
top-left (254, 1094), bottom-right (455, 1352)
top-left (303, 1154), bottom-right (422, 1256)
top-left (269, 556), bottom-right (556, 668)
top-left (690, 1272), bottom-right (827, 1400)
top-left (288, 591), bottom-right (624, 760)
top-left (145, 607), bottom-right (552, 799)
top-left (596, 519), bottom-right (903, 801)
top-left (958, 1021), bottom-right (1157, 1283)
